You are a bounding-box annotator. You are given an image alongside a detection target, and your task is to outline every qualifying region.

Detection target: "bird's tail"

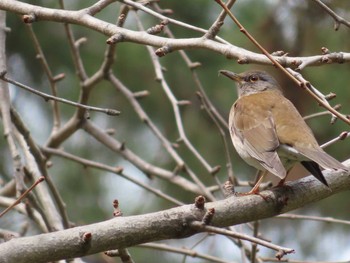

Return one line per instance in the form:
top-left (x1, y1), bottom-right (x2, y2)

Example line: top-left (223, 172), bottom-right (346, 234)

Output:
top-left (301, 161), bottom-right (329, 187)
top-left (297, 147), bottom-right (348, 172)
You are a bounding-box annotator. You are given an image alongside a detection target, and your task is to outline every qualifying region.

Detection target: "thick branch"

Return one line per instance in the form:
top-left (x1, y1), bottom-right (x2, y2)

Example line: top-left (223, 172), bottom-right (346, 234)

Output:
top-left (0, 162), bottom-right (349, 263)
top-left (0, 1), bottom-right (349, 68)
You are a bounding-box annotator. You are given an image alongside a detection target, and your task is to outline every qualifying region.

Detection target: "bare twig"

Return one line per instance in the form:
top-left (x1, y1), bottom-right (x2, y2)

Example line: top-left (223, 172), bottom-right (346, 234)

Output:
top-left (204, 0), bottom-right (236, 39)
top-left (58, 0), bottom-right (88, 81)
top-left (277, 213), bottom-right (350, 226)
top-left (321, 131), bottom-right (350, 148)
top-left (311, 0), bottom-right (350, 30)
top-left (26, 24), bottom-right (61, 131)
top-left (190, 222), bottom-right (294, 257)
top-left (41, 146), bottom-right (185, 206)
top-left (251, 220), bottom-right (260, 263)
top-left (303, 104), bottom-right (342, 121)
top-left (82, 120), bottom-right (205, 195)
top-left (120, 0), bottom-right (230, 44)
top-left (138, 242), bottom-right (231, 263)
top-left (0, 177), bottom-right (45, 218)
top-left (0, 196), bottom-right (48, 232)
top-left (0, 72), bottom-right (120, 116)
top-left (10, 107), bottom-right (70, 230)
top-left (133, 11), bottom-right (217, 200)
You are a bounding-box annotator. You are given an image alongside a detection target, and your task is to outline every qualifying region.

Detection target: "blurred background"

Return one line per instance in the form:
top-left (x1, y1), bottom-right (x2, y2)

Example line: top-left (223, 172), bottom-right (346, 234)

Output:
top-left (1, 0), bottom-right (350, 262)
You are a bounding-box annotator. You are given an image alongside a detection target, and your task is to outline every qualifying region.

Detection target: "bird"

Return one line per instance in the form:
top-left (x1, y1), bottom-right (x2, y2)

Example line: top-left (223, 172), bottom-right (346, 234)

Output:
top-left (220, 69), bottom-right (348, 195)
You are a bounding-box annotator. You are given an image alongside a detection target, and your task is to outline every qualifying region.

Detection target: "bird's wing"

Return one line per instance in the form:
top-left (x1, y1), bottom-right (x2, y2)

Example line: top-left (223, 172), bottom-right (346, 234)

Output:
top-left (296, 146), bottom-right (348, 171)
top-left (271, 95), bottom-right (348, 172)
top-left (232, 100), bottom-right (286, 179)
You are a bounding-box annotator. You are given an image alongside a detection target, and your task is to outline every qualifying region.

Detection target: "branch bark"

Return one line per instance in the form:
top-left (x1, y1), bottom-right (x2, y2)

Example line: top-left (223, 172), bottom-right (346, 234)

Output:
top-left (0, 162), bottom-right (349, 263)
top-left (0, 0), bottom-right (349, 68)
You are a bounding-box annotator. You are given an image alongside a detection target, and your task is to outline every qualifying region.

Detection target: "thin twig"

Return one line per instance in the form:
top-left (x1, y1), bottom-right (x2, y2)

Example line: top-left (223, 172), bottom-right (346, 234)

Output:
top-left (108, 73), bottom-right (184, 167)
top-left (137, 242), bottom-right (231, 263)
top-left (251, 220), bottom-right (259, 263)
top-left (84, 0), bottom-right (117, 16)
top-left (277, 213), bottom-right (350, 226)
top-left (82, 120), bottom-right (205, 195)
top-left (41, 146), bottom-right (185, 206)
top-left (10, 107), bottom-right (70, 230)
top-left (121, 0), bottom-right (230, 44)
top-left (0, 196), bottom-right (48, 232)
top-left (303, 104), bottom-right (342, 121)
top-left (321, 131), bottom-right (350, 148)
top-left (0, 72), bottom-right (120, 116)
top-left (196, 91), bottom-right (235, 189)
top-left (133, 11), bottom-right (216, 200)
top-left (58, 0), bottom-right (88, 81)
top-left (204, 0), bottom-right (236, 39)
top-left (261, 257), bottom-right (350, 263)
top-left (311, 0), bottom-right (350, 30)
top-left (191, 221), bottom-right (295, 256)
top-left (26, 24), bottom-right (61, 131)
top-left (181, 233), bottom-right (212, 263)
top-left (0, 177), bottom-right (45, 218)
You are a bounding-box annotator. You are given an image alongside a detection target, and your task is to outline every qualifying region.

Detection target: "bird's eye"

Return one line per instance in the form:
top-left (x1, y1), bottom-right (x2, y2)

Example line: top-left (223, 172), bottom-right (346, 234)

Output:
top-left (249, 75), bottom-right (259, 82)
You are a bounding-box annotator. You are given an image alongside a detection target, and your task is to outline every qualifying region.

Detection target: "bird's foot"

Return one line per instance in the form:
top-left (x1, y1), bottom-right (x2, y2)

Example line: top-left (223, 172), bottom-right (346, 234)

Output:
top-left (236, 189), bottom-right (270, 201)
top-left (276, 179), bottom-right (293, 191)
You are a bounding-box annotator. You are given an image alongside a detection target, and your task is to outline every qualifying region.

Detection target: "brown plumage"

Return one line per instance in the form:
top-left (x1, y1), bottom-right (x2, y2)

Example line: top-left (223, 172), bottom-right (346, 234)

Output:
top-left (220, 70), bottom-right (348, 194)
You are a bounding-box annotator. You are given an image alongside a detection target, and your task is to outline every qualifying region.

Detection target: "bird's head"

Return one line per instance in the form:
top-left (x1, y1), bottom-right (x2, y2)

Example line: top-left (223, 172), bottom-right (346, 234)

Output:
top-left (219, 70), bottom-right (281, 97)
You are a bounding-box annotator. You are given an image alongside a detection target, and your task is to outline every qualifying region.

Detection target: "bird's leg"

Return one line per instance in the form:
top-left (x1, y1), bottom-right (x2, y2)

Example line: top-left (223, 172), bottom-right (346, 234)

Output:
top-left (277, 177), bottom-right (286, 187)
top-left (247, 171), bottom-right (266, 194)
top-left (239, 171), bottom-right (266, 196)
top-left (277, 168), bottom-right (292, 187)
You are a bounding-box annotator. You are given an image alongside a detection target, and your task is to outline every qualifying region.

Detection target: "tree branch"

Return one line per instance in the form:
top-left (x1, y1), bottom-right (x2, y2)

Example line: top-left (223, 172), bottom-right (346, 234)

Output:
top-left (0, 0), bottom-right (349, 68)
top-left (0, 162), bottom-right (349, 263)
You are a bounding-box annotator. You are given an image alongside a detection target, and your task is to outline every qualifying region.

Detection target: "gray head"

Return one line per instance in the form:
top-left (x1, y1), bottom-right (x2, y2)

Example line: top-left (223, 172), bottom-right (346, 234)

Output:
top-left (219, 70), bottom-right (281, 97)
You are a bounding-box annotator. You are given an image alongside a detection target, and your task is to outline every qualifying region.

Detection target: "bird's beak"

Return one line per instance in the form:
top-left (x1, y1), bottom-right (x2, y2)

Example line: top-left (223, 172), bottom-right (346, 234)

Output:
top-left (219, 70), bottom-right (242, 83)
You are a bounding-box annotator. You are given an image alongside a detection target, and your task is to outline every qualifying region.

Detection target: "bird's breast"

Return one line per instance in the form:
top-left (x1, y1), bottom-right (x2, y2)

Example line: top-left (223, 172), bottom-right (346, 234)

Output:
top-left (230, 127), bottom-right (265, 171)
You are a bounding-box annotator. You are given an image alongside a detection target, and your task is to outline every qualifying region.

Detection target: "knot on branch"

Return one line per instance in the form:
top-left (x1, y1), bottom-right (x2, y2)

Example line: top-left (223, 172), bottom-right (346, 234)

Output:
top-left (79, 231), bottom-right (92, 253)
top-left (237, 57), bottom-right (249, 64)
top-left (275, 249), bottom-right (295, 260)
top-left (155, 45), bottom-right (172, 57)
top-left (133, 90), bottom-right (150, 99)
top-left (177, 100), bottom-right (191, 106)
top-left (146, 19), bottom-right (169, 35)
top-left (81, 232), bottom-right (92, 243)
top-left (0, 70), bottom-right (7, 78)
top-left (202, 208), bottom-right (215, 225)
top-left (194, 195), bottom-right (206, 210)
top-left (172, 163), bottom-right (185, 175)
top-left (106, 109), bottom-right (121, 116)
top-left (75, 37), bottom-right (87, 48)
top-left (189, 62), bottom-right (202, 69)
top-left (117, 13), bottom-right (127, 27)
top-left (192, 196), bottom-right (215, 225)
top-left (321, 47), bottom-right (330, 54)
top-left (22, 14), bottom-right (36, 23)
top-left (223, 180), bottom-right (235, 197)
top-left (325, 92), bottom-right (337, 101)
top-left (113, 199), bottom-right (123, 217)
top-left (334, 52), bottom-right (345, 64)
top-left (53, 73), bottom-right (65, 82)
top-left (187, 196), bottom-right (208, 226)
top-left (106, 33), bottom-right (124, 45)
top-left (271, 50), bottom-right (287, 56)
top-left (210, 165), bottom-right (221, 175)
